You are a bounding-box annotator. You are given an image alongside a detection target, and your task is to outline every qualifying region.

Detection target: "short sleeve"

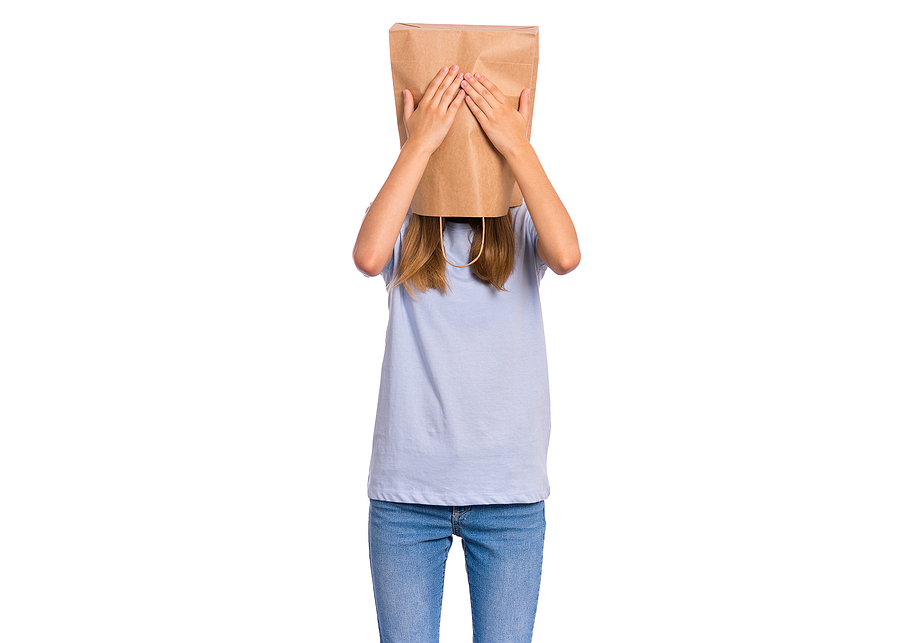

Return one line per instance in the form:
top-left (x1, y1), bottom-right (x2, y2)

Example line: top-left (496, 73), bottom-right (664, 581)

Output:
top-left (379, 207), bottom-right (412, 287)
top-left (514, 202), bottom-right (548, 280)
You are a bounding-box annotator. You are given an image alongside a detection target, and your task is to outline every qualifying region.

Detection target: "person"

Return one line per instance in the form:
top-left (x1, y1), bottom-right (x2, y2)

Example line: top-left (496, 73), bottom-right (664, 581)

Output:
top-left (353, 64), bottom-right (580, 643)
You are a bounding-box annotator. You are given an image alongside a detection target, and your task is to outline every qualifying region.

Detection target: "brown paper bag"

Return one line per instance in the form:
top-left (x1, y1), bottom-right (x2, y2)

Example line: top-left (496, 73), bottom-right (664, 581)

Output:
top-left (389, 23), bottom-right (539, 218)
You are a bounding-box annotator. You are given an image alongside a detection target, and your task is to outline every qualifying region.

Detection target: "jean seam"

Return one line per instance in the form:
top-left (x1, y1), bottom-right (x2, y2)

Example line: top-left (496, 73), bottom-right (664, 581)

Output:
top-left (461, 537), bottom-right (476, 641)
top-left (439, 539), bottom-right (449, 609)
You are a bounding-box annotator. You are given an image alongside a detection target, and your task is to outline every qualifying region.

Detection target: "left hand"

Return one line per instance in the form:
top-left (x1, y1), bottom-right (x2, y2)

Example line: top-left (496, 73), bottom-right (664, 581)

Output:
top-left (460, 72), bottom-right (530, 157)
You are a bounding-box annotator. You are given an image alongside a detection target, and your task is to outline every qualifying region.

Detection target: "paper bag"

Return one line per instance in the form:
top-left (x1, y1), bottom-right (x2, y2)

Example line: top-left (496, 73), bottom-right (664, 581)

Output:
top-left (389, 23), bottom-right (539, 218)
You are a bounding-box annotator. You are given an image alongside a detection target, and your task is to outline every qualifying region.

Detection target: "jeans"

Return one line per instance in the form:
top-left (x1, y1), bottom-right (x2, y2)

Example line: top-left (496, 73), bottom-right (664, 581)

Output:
top-left (368, 499), bottom-right (546, 643)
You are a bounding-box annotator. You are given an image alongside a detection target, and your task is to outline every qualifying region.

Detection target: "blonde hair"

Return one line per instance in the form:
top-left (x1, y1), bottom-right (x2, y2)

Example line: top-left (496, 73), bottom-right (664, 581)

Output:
top-left (389, 213), bottom-right (515, 297)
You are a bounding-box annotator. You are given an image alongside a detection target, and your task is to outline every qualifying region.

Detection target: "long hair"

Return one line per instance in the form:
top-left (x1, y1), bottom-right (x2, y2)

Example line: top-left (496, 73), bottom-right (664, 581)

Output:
top-left (389, 212), bottom-right (515, 297)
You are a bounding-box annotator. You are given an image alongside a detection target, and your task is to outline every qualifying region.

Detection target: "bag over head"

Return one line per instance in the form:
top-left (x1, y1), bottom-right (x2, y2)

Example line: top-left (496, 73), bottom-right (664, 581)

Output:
top-left (389, 23), bottom-right (539, 219)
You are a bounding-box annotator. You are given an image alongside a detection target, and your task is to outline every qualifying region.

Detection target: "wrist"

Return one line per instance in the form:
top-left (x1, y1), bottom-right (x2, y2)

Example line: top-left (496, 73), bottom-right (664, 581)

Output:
top-left (402, 136), bottom-right (438, 158)
top-left (502, 138), bottom-right (534, 163)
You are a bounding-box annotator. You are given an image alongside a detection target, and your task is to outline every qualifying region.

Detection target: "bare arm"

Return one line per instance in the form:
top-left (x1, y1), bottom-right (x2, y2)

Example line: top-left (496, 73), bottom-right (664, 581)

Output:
top-left (352, 143), bottom-right (431, 277)
top-left (353, 66), bottom-right (467, 277)
top-left (461, 73), bottom-right (581, 275)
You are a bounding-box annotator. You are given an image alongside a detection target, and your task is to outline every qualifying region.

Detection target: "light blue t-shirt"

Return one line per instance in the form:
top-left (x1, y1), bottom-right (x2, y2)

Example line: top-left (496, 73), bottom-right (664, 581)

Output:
top-left (366, 202), bottom-right (551, 505)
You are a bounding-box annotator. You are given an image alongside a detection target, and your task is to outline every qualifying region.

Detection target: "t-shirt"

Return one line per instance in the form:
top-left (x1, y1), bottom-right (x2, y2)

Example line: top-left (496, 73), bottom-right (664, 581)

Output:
top-left (366, 202), bottom-right (551, 505)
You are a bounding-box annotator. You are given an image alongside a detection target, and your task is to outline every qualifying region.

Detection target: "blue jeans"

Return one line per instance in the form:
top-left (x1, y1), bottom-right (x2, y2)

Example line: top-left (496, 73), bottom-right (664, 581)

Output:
top-left (368, 499), bottom-right (546, 643)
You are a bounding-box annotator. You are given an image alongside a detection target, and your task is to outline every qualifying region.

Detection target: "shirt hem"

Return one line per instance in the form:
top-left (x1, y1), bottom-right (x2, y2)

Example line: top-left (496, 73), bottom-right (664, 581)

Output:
top-left (367, 487), bottom-right (550, 506)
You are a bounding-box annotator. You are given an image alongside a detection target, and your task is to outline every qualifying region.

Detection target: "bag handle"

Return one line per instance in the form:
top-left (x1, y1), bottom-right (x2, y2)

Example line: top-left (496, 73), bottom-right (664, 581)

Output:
top-left (439, 216), bottom-right (485, 268)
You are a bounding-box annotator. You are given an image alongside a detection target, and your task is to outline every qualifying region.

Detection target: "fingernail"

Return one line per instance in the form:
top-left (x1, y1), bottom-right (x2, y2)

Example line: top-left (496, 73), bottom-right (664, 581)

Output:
top-left (451, 64), bottom-right (458, 70)
top-left (465, 73), bottom-right (471, 79)
top-left (475, 74), bottom-right (482, 79)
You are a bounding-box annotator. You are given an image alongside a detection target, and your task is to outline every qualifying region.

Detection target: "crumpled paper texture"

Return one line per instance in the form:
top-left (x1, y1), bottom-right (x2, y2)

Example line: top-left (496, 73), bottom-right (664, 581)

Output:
top-left (389, 23), bottom-right (539, 218)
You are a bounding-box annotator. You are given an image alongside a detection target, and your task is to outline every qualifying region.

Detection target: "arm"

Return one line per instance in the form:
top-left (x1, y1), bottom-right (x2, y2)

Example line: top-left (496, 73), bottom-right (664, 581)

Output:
top-left (353, 66), bottom-right (467, 277)
top-left (460, 73), bottom-right (581, 275)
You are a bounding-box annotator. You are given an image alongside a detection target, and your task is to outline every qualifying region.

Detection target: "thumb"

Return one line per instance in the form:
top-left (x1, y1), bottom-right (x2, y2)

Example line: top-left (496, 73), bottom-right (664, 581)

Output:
top-left (518, 88), bottom-right (531, 122)
top-left (403, 89), bottom-right (414, 122)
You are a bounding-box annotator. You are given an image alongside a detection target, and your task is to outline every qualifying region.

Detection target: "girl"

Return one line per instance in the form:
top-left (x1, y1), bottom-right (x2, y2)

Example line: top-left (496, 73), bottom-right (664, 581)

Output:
top-left (354, 65), bottom-right (580, 643)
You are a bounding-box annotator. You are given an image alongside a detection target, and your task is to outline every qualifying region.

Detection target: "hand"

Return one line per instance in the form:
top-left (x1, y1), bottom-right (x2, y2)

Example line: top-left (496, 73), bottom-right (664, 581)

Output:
top-left (460, 72), bottom-right (530, 157)
top-left (403, 65), bottom-right (467, 155)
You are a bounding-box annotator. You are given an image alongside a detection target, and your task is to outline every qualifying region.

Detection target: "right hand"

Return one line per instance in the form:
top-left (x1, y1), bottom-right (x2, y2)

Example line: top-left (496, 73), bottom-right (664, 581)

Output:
top-left (403, 65), bottom-right (466, 155)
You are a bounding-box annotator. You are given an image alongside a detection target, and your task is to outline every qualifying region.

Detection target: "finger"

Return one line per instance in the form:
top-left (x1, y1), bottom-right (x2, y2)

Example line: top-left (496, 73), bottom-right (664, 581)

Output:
top-left (518, 88), bottom-right (530, 123)
top-left (464, 92), bottom-right (487, 124)
top-left (461, 76), bottom-right (494, 117)
top-left (468, 73), bottom-right (504, 108)
top-left (422, 67), bottom-right (450, 103)
top-left (438, 70), bottom-right (464, 110)
top-left (448, 87), bottom-right (467, 114)
top-left (435, 64), bottom-right (460, 98)
top-left (433, 65), bottom-right (459, 107)
top-left (461, 73), bottom-right (494, 106)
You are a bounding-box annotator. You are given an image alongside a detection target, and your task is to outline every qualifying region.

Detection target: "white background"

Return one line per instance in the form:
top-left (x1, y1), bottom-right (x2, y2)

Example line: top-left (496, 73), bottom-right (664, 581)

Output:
top-left (2, 1), bottom-right (898, 641)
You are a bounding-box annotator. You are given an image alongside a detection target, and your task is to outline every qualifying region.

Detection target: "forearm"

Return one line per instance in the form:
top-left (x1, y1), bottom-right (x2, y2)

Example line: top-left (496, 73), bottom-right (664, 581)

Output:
top-left (353, 142), bottom-right (432, 276)
top-left (505, 142), bottom-right (581, 274)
